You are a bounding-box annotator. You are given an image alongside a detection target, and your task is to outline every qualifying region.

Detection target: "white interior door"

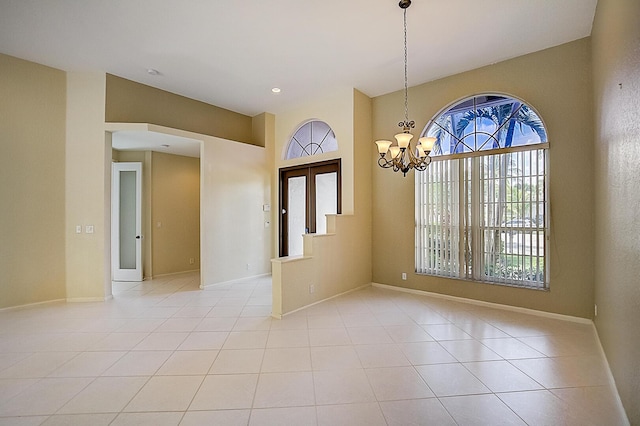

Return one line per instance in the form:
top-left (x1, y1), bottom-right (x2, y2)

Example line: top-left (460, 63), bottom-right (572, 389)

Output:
top-left (112, 162), bottom-right (142, 281)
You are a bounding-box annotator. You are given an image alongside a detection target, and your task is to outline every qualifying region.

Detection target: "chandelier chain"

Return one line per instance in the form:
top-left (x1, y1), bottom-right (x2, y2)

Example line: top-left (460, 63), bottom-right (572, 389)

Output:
top-left (403, 8), bottom-right (408, 123)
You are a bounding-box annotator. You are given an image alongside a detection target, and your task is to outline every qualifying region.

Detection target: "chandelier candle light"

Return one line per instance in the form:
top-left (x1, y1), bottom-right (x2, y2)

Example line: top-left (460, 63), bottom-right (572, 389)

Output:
top-left (375, 0), bottom-right (436, 176)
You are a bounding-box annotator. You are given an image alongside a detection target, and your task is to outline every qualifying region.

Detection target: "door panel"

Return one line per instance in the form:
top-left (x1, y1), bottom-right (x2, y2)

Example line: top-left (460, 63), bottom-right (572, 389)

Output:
top-left (118, 170), bottom-right (137, 269)
top-left (287, 175), bottom-right (307, 256)
top-left (314, 172), bottom-right (337, 234)
top-left (112, 162), bottom-right (143, 281)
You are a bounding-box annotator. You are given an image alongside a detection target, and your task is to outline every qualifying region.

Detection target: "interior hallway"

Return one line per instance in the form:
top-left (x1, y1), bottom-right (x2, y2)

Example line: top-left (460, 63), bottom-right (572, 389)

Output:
top-left (0, 272), bottom-right (628, 425)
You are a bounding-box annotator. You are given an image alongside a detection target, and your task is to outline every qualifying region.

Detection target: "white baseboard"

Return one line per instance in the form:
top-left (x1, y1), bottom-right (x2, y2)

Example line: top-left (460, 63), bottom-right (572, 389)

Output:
top-left (273, 283), bottom-right (372, 319)
top-left (150, 269), bottom-right (201, 280)
top-left (372, 282), bottom-right (592, 324)
top-left (592, 323), bottom-right (631, 425)
top-left (200, 273), bottom-right (271, 289)
top-left (0, 298), bottom-right (66, 312)
top-left (66, 296), bottom-right (111, 303)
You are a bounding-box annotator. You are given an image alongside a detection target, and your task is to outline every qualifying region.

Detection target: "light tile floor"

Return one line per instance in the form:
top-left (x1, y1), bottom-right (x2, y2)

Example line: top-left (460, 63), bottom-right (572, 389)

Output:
top-left (0, 272), bottom-right (629, 425)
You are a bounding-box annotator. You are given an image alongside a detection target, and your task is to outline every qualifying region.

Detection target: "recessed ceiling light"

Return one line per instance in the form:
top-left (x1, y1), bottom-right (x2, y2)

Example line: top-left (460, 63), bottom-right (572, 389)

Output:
top-left (271, 87), bottom-right (281, 93)
top-left (147, 68), bottom-right (161, 76)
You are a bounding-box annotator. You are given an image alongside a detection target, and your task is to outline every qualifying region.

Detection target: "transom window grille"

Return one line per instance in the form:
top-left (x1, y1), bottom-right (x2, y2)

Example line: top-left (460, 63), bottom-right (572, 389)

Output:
top-left (425, 94), bottom-right (547, 156)
top-left (416, 95), bottom-right (549, 289)
top-left (285, 120), bottom-right (338, 160)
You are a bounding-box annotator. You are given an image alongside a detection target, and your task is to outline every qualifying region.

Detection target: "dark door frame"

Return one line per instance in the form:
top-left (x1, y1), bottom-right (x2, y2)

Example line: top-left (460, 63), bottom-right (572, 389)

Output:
top-left (279, 159), bottom-right (341, 257)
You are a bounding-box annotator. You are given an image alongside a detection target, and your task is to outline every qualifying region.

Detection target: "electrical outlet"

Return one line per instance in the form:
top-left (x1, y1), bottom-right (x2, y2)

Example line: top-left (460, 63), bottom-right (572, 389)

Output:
top-left (189, 258), bottom-right (195, 265)
top-left (402, 272), bottom-right (407, 280)
top-left (594, 304), bottom-right (598, 317)
top-left (309, 284), bottom-right (315, 294)
top-left (246, 263), bottom-right (251, 271)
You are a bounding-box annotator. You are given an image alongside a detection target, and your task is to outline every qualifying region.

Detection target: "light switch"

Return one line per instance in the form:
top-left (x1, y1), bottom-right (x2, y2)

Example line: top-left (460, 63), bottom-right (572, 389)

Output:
top-left (85, 225), bottom-right (94, 234)
top-left (263, 204), bottom-right (270, 212)
top-left (75, 225), bottom-right (82, 234)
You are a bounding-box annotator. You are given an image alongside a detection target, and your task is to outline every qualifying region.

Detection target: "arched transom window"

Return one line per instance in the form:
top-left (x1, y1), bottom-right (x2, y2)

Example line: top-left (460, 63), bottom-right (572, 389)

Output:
top-left (285, 120), bottom-right (338, 160)
top-left (416, 94), bottom-right (550, 290)
top-left (423, 94), bottom-right (547, 156)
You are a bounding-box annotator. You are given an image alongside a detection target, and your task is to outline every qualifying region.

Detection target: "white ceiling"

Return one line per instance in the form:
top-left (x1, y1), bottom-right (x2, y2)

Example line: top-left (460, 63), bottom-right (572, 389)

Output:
top-left (112, 130), bottom-right (201, 158)
top-left (0, 0), bottom-right (597, 118)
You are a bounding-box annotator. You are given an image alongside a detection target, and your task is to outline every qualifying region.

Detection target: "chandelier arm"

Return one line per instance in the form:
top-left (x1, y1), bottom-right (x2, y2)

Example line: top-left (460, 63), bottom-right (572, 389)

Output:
top-left (417, 156), bottom-right (432, 171)
top-left (409, 143), bottom-right (422, 166)
top-left (393, 152), bottom-right (404, 172)
top-left (378, 155), bottom-right (394, 169)
top-left (407, 144), bottom-right (417, 161)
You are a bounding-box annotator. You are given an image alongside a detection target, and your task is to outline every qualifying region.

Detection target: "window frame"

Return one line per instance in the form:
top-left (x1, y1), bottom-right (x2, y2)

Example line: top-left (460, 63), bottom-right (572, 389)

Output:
top-left (284, 120), bottom-right (338, 160)
top-left (416, 94), bottom-right (550, 290)
top-left (424, 94), bottom-right (548, 158)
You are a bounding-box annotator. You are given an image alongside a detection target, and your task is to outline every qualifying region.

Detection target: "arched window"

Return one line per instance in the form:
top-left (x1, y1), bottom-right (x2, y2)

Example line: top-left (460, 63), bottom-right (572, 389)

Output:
top-left (285, 120), bottom-right (338, 160)
top-left (416, 94), bottom-right (550, 289)
top-left (424, 94), bottom-right (547, 156)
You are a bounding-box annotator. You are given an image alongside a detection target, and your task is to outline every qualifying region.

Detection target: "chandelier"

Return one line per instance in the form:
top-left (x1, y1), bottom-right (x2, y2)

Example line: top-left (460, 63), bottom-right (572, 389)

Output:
top-left (375, 0), bottom-right (435, 177)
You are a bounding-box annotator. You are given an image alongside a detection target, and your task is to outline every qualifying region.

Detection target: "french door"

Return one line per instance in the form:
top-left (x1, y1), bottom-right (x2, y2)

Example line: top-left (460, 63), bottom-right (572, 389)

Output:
top-left (279, 159), bottom-right (341, 257)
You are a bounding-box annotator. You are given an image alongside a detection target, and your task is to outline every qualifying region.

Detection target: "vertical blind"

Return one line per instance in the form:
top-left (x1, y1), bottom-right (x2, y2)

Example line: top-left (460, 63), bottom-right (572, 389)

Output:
top-left (416, 149), bottom-right (548, 289)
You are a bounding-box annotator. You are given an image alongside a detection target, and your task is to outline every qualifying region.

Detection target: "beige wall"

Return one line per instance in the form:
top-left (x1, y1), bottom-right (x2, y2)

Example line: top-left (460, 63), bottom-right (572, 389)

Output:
top-left (273, 214), bottom-right (370, 315)
top-left (353, 89), bottom-right (373, 233)
top-left (0, 54), bottom-right (67, 308)
top-left (65, 72), bottom-right (111, 301)
top-left (253, 112), bottom-right (277, 260)
top-left (201, 135), bottom-right (271, 285)
top-left (272, 89), bottom-right (373, 316)
top-left (151, 152), bottom-right (200, 276)
top-left (105, 75), bottom-right (257, 146)
top-left (372, 38), bottom-right (595, 319)
top-left (592, 0), bottom-right (640, 422)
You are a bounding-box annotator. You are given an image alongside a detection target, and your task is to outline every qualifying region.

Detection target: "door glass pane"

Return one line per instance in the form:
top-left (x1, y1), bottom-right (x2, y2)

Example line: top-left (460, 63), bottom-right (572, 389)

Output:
top-left (315, 172), bottom-right (337, 234)
top-left (119, 171), bottom-right (137, 269)
top-left (288, 176), bottom-right (306, 256)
